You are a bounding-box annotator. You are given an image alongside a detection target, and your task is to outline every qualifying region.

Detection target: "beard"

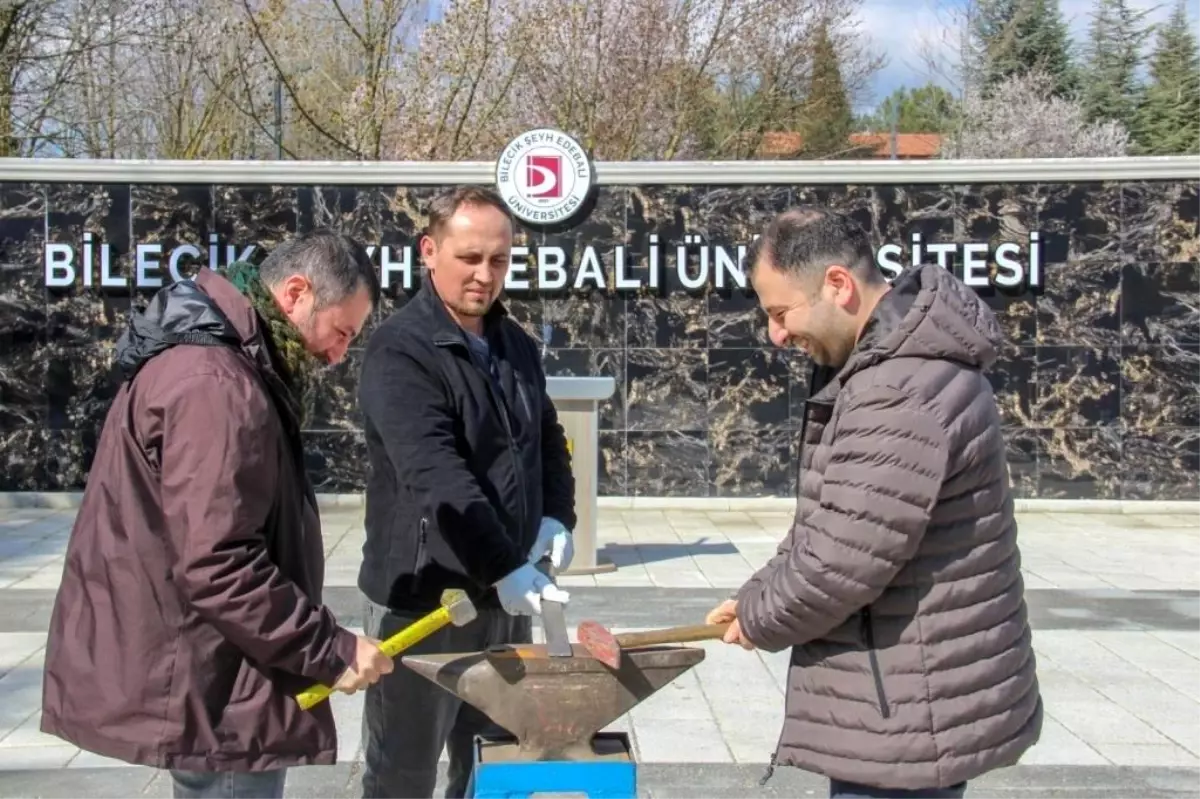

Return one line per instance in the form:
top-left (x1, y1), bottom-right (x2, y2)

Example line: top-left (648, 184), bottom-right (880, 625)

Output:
top-left (802, 336), bottom-right (853, 368)
top-left (291, 309), bottom-right (331, 367)
top-left (448, 293), bottom-right (493, 318)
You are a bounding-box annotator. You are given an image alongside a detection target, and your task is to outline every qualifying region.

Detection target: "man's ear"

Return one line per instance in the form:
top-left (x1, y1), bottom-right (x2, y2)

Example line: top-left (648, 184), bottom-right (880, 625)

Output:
top-left (276, 274), bottom-right (311, 313)
top-left (823, 264), bottom-right (858, 308)
top-left (419, 234), bottom-right (436, 266)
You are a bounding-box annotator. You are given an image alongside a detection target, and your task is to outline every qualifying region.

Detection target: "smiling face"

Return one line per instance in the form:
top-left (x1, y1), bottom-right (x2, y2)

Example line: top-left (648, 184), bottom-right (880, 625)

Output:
top-left (748, 205), bottom-right (890, 368)
top-left (273, 274), bottom-right (372, 365)
top-left (419, 201), bottom-right (513, 330)
top-left (751, 254), bottom-right (865, 368)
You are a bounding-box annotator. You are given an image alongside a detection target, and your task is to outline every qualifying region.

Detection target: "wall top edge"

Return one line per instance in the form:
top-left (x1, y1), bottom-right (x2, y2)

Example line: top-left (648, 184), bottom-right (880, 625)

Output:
top-left (1, 156), bottom-right (1197, 185)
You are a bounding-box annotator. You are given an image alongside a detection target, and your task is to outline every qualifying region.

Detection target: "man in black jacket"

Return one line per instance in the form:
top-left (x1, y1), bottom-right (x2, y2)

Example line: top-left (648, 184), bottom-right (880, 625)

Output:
top-left (357, 186), bottom-right (577, 798)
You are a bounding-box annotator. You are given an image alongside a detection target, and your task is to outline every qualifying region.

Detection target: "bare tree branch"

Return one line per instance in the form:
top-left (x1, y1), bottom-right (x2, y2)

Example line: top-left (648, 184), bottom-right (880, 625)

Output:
top-left (238, 0), bottom-right (362, 157)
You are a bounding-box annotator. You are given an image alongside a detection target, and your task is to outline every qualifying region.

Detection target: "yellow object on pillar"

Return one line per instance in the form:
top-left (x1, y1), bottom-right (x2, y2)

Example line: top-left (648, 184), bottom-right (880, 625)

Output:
top-left (566, 438), bottom-right (574, 457)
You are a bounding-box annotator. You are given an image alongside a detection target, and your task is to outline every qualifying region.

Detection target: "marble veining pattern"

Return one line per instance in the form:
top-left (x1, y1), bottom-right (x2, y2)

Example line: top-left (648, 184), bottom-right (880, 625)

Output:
top-left (1, 180), bottom-right (1197, 500)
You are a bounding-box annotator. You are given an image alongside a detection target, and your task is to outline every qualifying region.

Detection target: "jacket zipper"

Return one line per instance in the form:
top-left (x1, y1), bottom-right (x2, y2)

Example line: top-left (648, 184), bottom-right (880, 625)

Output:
top-left (479, 354), bottom-right (528, 555)
top-left (861, 607), bottom-right (891, 718)
top-left (496, 394), bottom-right (528, 549)
top-left (434, 319), bottom-right (530, 565)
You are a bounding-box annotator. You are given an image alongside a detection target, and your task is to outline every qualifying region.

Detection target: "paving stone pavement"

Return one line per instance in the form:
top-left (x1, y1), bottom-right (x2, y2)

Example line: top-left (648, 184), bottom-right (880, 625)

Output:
top-left (0, 506), bottom-right (1198, 797)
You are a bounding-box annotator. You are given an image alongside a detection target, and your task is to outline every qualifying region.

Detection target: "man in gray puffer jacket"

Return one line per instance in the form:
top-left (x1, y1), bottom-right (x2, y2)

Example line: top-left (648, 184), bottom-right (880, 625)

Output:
top-left (707, 207), bottom-right (1042, 798)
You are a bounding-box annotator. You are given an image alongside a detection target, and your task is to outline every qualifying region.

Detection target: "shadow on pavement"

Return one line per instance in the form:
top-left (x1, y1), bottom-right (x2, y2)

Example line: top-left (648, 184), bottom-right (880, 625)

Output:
top-left (600, 540), bottom-right (740, 566)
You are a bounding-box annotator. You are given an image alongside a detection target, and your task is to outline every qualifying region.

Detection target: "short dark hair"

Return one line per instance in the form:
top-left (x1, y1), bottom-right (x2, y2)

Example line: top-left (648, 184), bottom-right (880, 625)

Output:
top-left (748, 206), bottom-right (882, 288)
top-left (424, 186), bottom-right (513, 240)
top-left (259, 228), bottom-right (380, 308)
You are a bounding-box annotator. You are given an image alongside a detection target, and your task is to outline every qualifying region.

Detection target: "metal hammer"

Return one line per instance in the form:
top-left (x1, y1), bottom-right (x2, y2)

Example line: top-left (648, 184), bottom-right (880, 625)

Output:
top-left (295, 588), bottom-right (477, 710)
top-left (534, 556), bottom-right (572, 658)
top-left (576, 619), bottom-right (731, 669)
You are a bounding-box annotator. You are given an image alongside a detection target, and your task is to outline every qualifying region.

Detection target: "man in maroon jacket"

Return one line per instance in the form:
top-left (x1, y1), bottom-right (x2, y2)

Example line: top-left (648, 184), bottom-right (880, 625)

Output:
top-left (40, 229), bottom-right (394, 799)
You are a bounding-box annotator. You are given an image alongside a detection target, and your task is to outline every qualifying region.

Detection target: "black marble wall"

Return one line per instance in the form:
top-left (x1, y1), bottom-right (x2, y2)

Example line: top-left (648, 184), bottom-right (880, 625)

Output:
top-left (1, 179), bottom-right (1197, 500)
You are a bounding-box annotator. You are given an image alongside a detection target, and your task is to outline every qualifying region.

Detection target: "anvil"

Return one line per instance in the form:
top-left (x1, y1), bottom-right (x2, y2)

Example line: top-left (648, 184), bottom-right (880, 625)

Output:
top-left (402, 643), bottom-right (705, 761)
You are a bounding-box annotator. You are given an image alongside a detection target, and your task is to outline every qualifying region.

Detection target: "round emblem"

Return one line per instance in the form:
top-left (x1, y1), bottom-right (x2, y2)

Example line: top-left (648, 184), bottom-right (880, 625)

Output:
top-left (495, 128), bottom-right (594, 226)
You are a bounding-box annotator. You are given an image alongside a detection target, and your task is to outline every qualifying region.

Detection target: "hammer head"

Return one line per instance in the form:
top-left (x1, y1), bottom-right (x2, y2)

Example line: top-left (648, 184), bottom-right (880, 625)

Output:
top-left (440, 589), bottom-right (478, 627)
top-left (576, 620), bottom-right (622, 669)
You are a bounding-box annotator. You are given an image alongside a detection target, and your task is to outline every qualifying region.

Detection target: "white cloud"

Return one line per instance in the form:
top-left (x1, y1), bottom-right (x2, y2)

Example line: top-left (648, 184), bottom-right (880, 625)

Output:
top-left (854, 0), bottom-right (1200, 112)
top-left (854, 0), bottom-right (964, 110)
top-left (1059, 0), bottom-right (1200, 77)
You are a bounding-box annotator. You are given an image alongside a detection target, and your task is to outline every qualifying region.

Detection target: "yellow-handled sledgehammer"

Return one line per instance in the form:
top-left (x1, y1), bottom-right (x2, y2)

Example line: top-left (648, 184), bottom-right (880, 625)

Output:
top-left (295, 588), bottom-right (477, 711)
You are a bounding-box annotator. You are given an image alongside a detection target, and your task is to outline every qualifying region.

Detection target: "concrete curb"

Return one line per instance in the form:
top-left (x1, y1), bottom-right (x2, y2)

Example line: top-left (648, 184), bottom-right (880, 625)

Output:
top-left (0, 492), bottom-right (1196, 515)
top-left (0, 492), bottom-right (86, 509)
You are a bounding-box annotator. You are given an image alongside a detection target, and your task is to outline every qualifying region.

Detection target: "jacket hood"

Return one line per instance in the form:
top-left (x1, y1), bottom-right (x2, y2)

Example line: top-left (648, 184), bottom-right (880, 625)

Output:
top-left (113, 268), bottom-right (265, 382)
top-left (839, 264), bottom-right (1004, 383)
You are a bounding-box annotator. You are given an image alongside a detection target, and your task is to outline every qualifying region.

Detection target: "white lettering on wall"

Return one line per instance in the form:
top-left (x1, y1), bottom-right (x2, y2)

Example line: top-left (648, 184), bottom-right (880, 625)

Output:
top-left (874, 231), bottom-right (1044, 289)
top-left (44, 244), bottom-right (74, 287)
top-left (40, 232), bottom-right (1046, 293)
top-left (538, 247), bottom-right (568, 290)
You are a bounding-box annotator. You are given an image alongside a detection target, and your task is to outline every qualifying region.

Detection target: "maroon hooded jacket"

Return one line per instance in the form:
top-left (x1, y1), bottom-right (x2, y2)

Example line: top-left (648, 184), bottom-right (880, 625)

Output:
top-left (40, 268), bottom-right (357, 772)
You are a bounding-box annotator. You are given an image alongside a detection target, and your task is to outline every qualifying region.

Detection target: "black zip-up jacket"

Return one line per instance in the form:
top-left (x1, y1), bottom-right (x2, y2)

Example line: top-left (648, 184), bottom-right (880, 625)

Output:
top-left (357, 283), bottom-right (576, 613)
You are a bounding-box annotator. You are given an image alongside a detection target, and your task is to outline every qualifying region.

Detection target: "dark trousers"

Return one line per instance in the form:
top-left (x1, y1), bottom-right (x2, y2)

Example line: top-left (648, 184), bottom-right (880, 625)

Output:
top-left (170, 770), bottom-right (286, 799)
top-left (360, 596), bottom-right (532, 799)
top-left (830, 779), bottom-right (968, 798)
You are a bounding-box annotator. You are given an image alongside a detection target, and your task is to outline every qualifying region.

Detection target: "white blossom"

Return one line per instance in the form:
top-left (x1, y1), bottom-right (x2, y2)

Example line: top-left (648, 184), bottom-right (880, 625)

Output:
top-left (941, 69), bottom-right (1131, 159)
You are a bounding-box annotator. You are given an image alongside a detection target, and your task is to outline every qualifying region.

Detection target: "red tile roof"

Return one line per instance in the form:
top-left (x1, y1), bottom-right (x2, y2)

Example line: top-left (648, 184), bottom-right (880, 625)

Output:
top-left (757, 131), bottom-right (943, 158)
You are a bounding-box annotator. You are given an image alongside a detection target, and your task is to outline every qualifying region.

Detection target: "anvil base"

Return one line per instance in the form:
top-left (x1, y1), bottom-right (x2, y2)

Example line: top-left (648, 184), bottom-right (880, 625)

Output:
top-left (466, 731), bottom-right (636, 799)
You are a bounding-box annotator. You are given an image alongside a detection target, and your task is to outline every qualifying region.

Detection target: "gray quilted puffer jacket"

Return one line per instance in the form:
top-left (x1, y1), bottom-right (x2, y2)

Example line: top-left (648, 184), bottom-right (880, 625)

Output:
top-left (736, 263), bottom-right (1042, 790)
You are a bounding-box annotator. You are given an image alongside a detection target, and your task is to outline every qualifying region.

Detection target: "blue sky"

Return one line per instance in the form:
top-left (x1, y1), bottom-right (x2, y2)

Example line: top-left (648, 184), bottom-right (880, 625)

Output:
top-left (422, 0), bottom-right (1196, 114)
top-left (857, 0), bottom-right (1200, 111)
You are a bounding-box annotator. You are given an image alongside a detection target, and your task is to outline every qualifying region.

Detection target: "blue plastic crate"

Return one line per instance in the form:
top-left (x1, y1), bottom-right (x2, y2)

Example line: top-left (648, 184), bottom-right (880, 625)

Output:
top-left (466, 732), bottom-right (637, 799)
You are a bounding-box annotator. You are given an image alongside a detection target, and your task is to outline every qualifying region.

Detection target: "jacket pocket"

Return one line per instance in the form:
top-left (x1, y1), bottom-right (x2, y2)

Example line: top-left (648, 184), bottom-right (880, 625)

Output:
top-left (861, 608), bottom-right (891, 719)
top-left (515, 377), bottom-right (535, 425)
top-left (412, 518), bottom-right (429, 593)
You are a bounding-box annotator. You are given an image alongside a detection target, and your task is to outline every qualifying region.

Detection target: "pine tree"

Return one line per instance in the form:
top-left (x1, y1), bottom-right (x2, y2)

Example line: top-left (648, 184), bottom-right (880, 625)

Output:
top-left (1081, 0), bottom-right (1152, 130)
top-left (1135, 0), bottom-right (1200, 154)
top-left (966, 0), bottom-right (1020, 88)
top-left (973, 0), bottom-right (1079, 98)
top-left (799, 22), bottom-right (854, 158)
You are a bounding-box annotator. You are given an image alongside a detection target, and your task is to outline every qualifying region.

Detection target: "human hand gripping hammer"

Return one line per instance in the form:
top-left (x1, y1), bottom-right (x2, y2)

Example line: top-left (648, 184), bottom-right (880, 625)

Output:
top-left (295, 589), bottom-right (477, 711)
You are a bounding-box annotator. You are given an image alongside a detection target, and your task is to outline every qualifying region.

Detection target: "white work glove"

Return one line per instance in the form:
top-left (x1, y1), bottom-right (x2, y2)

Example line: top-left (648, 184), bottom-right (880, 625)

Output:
top-left (530, 517), bottom-right (574, 571)
top-left (493, 563), bottom-right (571, 617)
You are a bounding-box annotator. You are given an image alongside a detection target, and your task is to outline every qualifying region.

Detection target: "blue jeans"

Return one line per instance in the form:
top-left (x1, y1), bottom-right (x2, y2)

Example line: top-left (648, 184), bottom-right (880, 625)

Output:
top-left (170, 769), bottom-right (287, 799)
top-left (830, 779), bottom-right (967, 798)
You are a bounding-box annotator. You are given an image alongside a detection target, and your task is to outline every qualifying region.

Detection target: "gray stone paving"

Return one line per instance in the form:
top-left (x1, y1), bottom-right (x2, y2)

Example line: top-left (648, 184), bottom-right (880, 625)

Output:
top-left (0, 505), bottom-right (1198, 797)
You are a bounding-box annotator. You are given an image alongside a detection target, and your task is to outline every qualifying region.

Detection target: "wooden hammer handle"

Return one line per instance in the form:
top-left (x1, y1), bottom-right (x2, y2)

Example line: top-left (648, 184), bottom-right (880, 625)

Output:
top-left (614, 622), bottom-right (731, 649)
